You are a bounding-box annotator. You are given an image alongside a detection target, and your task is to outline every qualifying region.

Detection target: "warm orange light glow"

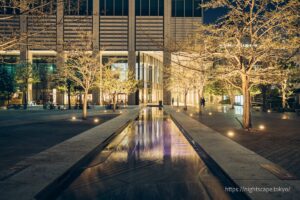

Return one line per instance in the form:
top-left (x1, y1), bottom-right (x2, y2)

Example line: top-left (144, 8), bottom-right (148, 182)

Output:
top-left (259, 125), bottom-right (265, 130)
top-left (208, 112), bottom-right (212, 116)
top-left (94, 118), bottom-right (99, 123)
top-left (227, 131), bottom-right (234, 137)
top-left (189, 113), bottom-right (193, 117)
top-left (71, 116), bottom-right (76, 120)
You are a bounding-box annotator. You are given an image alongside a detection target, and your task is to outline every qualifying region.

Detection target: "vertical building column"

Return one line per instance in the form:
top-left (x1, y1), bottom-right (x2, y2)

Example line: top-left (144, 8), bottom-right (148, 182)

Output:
top-left (92, 0), bottom-right (102, 105)
top-left (56, 0), bottom-right (64, 68)
top-left (56, 0), bottom-right (64, 105)
top-left (163, 0), bottom-right (172, 105)
top-left (27, 52), bottom-right (33, 103)
top-left (20, 6), bottom-right (34, 104)
top-left (128, 0), bottom-right (137, 105)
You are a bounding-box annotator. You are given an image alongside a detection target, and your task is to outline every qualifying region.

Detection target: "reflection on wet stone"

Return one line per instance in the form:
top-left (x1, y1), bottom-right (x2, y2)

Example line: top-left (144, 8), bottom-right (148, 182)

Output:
top-left (58, 108), bottom-right (230, 200)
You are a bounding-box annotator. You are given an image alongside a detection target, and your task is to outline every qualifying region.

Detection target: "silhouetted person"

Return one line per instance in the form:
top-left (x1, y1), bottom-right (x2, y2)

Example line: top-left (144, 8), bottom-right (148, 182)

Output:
top-left (201, 98), bottom-right (206, 107)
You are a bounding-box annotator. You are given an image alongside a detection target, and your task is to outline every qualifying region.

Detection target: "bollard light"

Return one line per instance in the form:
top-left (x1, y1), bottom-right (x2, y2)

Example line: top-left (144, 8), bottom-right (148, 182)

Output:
top-left (259, 125), bottom-right (265, 130)
top-left (227, 131), bottom-right (235, 137)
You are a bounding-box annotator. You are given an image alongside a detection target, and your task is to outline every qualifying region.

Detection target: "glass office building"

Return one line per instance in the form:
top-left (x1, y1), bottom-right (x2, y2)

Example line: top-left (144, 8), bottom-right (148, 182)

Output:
top-left (0, 0), bottom-right (202, 105)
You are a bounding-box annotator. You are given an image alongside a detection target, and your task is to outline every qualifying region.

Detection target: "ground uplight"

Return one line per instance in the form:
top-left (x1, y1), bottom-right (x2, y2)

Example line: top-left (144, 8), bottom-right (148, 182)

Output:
top-left (227, 131), bottom-right (235, 137)
top-left (259, 125), bottom-right (265, 130)
top-left (71, 116), bottom-right (76, 120)
top-left (94, 118), bottom-right (99, 123)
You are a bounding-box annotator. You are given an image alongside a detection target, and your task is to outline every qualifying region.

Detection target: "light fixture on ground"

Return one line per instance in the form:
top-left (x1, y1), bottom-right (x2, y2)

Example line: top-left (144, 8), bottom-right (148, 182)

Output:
top-left (259, 125), bottom-right (265, 130)
top-left (190, 113), bottom-right (193, 117)
top-left (267, 109), bottom-right (271, 113)
top-left (208, 112), bottom-right (212, 116)
top-left (227, 131), bottom-right (235, 137)
top-left (94, 118), bottom-right (99, 123)
top-left (282, 115), bottom-right (288, 120)
top-left (71, 116), bottom-right (76, 120)
top-left (104, 110), bottom-right (107, 113)
top-left (120, 110), bottom-right (123, 114)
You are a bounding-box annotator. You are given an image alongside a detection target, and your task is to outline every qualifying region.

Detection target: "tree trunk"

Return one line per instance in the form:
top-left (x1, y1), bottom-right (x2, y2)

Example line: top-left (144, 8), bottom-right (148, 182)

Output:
top-left (67, 82), bottom-right (71, 110)
top-left (242, 74), bottom-right (252, 129)
top-left (184, 92), bottom-right (187, 110)
top-left (282, 90), bottom-right (287, 110)
top-left (82, 91), bottom-right (88, 120)
top-left (282, 81), bottom-right (287, 110)
top-left (113, 93), bottom-right (116, 112)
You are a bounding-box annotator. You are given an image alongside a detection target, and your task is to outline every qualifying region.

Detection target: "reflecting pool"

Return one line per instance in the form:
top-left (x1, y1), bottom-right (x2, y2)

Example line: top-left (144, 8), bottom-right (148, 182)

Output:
top-left (57, 108), bottom-right (230, 200)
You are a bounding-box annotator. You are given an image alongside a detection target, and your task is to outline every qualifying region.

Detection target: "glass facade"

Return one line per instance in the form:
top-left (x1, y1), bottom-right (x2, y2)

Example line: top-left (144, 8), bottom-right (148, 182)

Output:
top-left (1, 0), bottom-right (201, 17)
top-left (100, 0), bottom-right (128, 16)
top-left (0, 0), bottom-right (56, 15)
top-left (64, 0), bottom-right (93, 15)
top-left (172, 0), bottom-right (202, 17)
top-left (136, 0), bottom-right (163, 16)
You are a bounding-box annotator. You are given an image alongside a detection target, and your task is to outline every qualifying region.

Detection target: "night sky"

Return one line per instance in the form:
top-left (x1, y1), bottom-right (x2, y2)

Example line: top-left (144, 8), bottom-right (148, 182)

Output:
top-left (203, 7), bottom-right (227, 24)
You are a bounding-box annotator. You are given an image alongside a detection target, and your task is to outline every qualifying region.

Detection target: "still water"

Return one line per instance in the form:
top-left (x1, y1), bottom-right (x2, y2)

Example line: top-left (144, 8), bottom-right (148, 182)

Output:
top-left (58, 108), bottom-right (230, 200)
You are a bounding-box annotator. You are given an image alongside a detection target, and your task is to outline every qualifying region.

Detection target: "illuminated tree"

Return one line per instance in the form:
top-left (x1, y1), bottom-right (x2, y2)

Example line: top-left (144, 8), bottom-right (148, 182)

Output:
top-left (101, 68), bottom-right (138, 112)
top-left (195, 0), bottom-right (299, 129)
top-left (15, 62), bottom-right (39, 108)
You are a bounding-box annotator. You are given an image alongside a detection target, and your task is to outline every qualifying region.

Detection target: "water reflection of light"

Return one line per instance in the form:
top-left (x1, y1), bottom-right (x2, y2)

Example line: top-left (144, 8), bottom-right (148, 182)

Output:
top-left (60, 107), bottom-right (231, 200)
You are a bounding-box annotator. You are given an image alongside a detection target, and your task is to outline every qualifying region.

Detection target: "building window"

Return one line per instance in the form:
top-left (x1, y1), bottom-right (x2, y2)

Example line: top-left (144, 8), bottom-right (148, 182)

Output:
top-left (0, 0), bottom-right (57, 15)
top-left (172, 0), bottom-right (202, 17)
top-left (65, 0), bottom-right (93, 15)
top-left (100, 0), bottom-right (128, 16)
top-left (136, 0), bottom-right (163, 16)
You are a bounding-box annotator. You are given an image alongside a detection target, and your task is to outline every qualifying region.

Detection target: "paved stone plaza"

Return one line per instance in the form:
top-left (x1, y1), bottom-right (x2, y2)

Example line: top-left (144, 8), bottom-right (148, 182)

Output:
top-left (0, 109), bottom-right (118, 172)
top-left (183, 104), bottom-right (300, 178)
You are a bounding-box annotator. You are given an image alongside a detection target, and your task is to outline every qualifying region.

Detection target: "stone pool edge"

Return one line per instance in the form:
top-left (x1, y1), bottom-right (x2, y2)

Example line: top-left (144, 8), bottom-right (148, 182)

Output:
top-left (164, 106), bottom-right (300, 200)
